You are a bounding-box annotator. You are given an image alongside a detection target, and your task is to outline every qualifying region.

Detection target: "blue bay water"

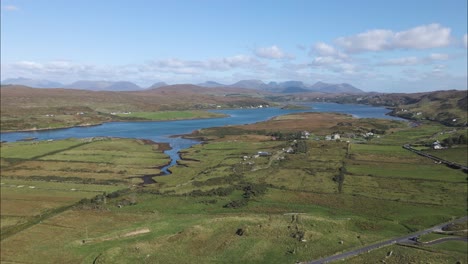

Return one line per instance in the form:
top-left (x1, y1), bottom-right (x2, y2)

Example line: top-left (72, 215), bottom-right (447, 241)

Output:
top-left (0, 103), bottom-right (402, 174)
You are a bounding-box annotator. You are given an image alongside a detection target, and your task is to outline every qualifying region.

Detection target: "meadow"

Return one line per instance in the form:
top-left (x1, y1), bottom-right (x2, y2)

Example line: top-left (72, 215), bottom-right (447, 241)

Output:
top-left (0, 137), bottom-right (170, 240)
top-left (424, 146), bottom-right (468, 166)
top-left (0, 113), bottom-right (466, 263)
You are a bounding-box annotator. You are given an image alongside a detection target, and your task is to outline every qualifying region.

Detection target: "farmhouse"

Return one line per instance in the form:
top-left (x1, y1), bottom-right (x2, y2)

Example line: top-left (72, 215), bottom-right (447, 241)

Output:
top-left (432, 141), bottom-right (443, 150)
top-left (301, 131), bottom-right (310, 139)
top-left (285, 147), bottom-right (294, 153)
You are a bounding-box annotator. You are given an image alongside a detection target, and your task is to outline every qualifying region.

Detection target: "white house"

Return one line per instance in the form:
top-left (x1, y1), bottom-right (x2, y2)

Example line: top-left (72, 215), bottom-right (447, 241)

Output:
top-left (432, 141), bottom-right (443, 150)
top-left (332, 134), bottom-right (341, 140)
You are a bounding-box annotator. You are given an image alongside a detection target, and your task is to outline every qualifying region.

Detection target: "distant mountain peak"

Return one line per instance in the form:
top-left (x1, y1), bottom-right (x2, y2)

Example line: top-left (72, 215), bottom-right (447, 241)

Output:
top-left (66, 80), bottom-right (142, 91)
top-left (230, 79), bottom-right (268, 89)
top-left (1, 77), bottom-right (63, 88)
top-left (1, 77), bottom-right (364, 94)
top-left (198, 81), bottom-right (226, 87)
top-left (310, 81), bottom-right (363, 94)
top-left (226, 79), bottom-right (364, 94)
top-left (148, 82), bottom-right (168, 89)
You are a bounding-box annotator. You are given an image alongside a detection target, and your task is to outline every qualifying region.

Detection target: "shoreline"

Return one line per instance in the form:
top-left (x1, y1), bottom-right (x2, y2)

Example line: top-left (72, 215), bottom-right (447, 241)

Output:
top-left (0, 113), bottom-right (230, 134)
top-left (0, 122), bottom-right (104, 133)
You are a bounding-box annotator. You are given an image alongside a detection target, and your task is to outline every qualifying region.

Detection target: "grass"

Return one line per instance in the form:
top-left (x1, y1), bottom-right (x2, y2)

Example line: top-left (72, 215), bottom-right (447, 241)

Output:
top-left (1, 179), bottom-right (121, 219)
top-left (346, 243), bottom-right (467, 264)
top-left (417, 232), bottom-right (452, 242)
top-left (424, 146), bottom-right (468, 166)
top-left (0, 137), bottom-right (170, 238)
top-left (2, 138), bottom-right (169, 182)
top-left (0, 112), bottom-right (466, 263)
top-left (0, 138), bottom-right (86, 159)
top-left (429, 240), bottom-right (468, 255)
top-left (372, 123), bottom-right (447, 145)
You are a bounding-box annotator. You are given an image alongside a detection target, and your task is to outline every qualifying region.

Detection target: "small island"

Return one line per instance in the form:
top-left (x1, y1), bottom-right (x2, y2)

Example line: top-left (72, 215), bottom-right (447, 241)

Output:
top-left (280, 104), bottom-right (312, 110)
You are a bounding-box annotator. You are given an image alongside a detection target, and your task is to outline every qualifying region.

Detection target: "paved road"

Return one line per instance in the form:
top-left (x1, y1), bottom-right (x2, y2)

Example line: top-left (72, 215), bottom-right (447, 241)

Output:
top-left (303, 216), bottom-right (468, 264)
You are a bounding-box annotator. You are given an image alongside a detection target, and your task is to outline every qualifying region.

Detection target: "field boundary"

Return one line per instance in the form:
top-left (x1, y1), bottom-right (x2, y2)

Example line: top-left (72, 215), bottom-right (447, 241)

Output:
top-left (402, 144), bottom-right (468, 173)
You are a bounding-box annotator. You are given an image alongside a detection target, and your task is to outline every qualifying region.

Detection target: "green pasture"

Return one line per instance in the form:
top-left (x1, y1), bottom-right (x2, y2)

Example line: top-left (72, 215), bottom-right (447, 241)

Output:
top-left (429, 240), bottom-right (468, 255)
top-left (347, 243), bottom-right (467, 264)
top-left (424, 146), bottom-right (468, 166)
top-left (0, 138), bottom-right (169, 239)
top-left (373, 123), bottom-right (446, 145)
top-left (0, 138), bottom-right (86, 160)
top-left (1, 113), bottom-right (467, 263)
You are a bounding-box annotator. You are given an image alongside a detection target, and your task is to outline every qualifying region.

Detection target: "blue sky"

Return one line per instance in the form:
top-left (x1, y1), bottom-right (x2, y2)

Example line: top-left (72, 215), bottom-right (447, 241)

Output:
top-left (1, 0), bottom-right (467, 92)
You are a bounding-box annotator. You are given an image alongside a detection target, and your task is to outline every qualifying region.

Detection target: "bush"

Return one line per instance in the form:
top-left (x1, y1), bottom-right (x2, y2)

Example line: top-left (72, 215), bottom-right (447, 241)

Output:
top-left (223, 199), bottom-right (248, 208)
top-left (189, 186), bottom-right (235, 197)
top-left (192, 174), bottom-right (243, 187)
top-left (106, 188), bottom-right (130, 199)
top-left (241, 183), bottom-right (268, 198)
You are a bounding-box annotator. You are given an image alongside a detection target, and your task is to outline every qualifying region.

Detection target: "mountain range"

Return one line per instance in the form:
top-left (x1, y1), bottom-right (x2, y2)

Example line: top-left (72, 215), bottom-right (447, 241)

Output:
top-left (1, 77), bottom-right (364, 94)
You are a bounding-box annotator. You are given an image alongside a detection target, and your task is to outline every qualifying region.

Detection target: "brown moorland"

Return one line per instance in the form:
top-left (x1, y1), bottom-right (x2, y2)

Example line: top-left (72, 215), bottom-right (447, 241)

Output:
top-left (194, 112), bottom-right (406, 139)
top-left (0, 85), bottom-right (271, 131)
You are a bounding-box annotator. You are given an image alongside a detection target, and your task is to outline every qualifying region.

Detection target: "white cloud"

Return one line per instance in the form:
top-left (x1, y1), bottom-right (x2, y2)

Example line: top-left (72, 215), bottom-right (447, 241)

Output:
top-left (380, 56), bottom-right (420, 66)
top-left (379, 53), bottom-right (450, 66)
top-left (255, 45), bottom-right (293, 59)
top-left (393, 24), bottom-right (451, 49)
top-left (308, 57), bottom-right (360, 75)
top-left (432, 64), bottom-right (447, 73)
top-left (429, 53), bottom-right (449, 60)
top-left (308, 42), bottom-right (357, 74)
top-left (2, 55), bottom-right (268, 85)
top-left (336, 24), bottom-right (452, 53)
top-left (310, 56), bottom-right (343, 66)
top-left (221, 55), bottom-right (259, 67)
top-left (312, 42), bottom-right (348, 59)
top-left (313, 42), bottom-right (337, 56)
top-left (3, 5), bottom-right (19, 11)
top-left (14, 61), bottom-right (44, 70)
top-left (463, 34), bottom-right (468, 48)
top-left (336, 29), bottom-right (393, 53)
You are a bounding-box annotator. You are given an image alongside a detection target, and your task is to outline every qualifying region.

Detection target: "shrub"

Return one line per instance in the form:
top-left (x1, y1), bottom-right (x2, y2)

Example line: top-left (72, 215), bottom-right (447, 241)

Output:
top-left (223, 199), bottom-right (248, 208)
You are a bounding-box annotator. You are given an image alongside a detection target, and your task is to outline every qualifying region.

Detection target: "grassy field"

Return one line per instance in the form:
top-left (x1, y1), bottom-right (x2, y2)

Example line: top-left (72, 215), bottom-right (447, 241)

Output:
top-left (346, 243), bottom-right (467, 264)
top-left (424, 146), bottom-right (468, 166)
top-left (1, 138), bottom-right (169, 182)
top-left (1, 113), bottom-right (466, 263)
top-left (0, 137), bottom-right (170, 239)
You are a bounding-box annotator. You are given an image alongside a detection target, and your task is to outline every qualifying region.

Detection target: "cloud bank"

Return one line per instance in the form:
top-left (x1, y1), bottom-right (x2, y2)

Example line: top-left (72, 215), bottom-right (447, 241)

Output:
top-left (335, 24), bottom-right (452, 53)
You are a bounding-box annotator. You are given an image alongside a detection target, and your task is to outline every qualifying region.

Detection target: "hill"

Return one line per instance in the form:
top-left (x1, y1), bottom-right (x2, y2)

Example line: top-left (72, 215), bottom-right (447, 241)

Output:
top-left (147, 82), bottom-right (168, 89)
top-left (1, 77), bottom-right (64, 88)
top-left (330, 90), bottom-right (468, 126)
top-left (197, 81), bottom-right (226, 87)
top-left (227, 79), bottom-right (364, 94)
top-left (66, 80), bottom-right (142, 91)
top-left (310, 81), bottom-right (364, 94)
top-left (1, 77), bottom-right (365, 94)
top-left (0, 85), bottom-right (270, 131)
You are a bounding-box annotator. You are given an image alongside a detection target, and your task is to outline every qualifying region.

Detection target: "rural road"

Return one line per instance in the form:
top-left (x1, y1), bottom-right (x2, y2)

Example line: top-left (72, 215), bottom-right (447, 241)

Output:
top-left (303, 216), bottom-right (468, 264)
